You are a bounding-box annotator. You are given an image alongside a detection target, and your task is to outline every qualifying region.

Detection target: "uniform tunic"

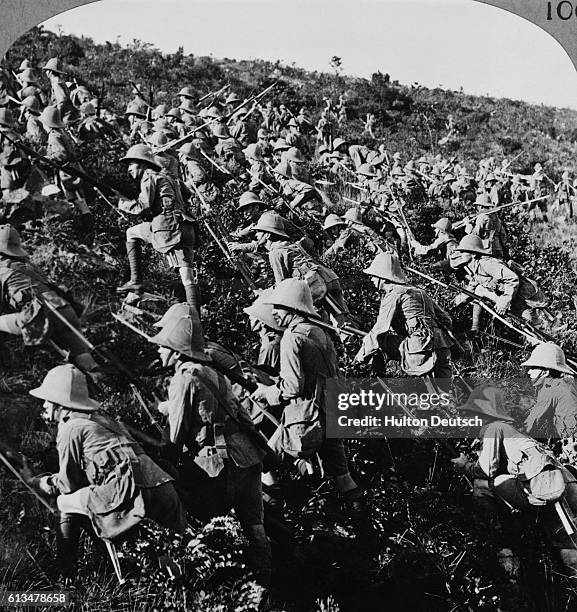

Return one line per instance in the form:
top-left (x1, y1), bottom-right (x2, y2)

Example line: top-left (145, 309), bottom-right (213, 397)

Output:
top-left (356, 284), bottom-right (454, 378)
top-left (525, 378), bottom-right (577, 439)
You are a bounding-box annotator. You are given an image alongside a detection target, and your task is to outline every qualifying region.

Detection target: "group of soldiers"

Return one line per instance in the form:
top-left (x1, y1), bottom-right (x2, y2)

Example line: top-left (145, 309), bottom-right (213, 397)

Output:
top-left (2, 54), bottom-right (577, 594)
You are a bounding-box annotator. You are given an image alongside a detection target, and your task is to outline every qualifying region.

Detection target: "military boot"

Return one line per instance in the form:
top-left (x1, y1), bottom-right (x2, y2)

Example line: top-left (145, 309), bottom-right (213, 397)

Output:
top-left (117, 241), bottom-right (143, 294)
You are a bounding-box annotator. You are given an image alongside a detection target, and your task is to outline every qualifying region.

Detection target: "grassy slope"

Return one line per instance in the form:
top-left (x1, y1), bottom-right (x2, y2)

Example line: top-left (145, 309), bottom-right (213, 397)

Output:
top-left (1, 27), bottom-right (577, 611)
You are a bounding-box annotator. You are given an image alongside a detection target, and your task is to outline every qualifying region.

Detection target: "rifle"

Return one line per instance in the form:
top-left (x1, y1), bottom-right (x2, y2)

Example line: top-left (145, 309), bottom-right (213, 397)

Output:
top-left (199, 148), bottom-right (233, 176)
top-left (40, 299), bottom-right (165, 426)
top-left (262, 159), bottom-right (325, 229)
top-left (2, 132), bottom-right (129, 198)
top-left (386, 184), bottom-right (416, 259)
top-left (189, 182), bottom-right (259, 290)
top-left (406, 265), bottom-right (577, 371)
top-left (128, 81), bottom-right (152, 109)
top-left (0, 446), bottom-right (56, 513)
top-left (225, 81), bottom-right (278, 126)
top-left (500, 150), bottom-right (525, 172)
top-left (452, 195), bottom-right (549, 229)
top-left (198, 84), bottom-right (230, 104)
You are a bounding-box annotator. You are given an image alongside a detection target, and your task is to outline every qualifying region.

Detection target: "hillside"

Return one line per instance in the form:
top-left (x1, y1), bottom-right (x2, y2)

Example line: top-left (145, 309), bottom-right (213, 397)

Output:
top-left (1, 26), bottom-right (577, 612)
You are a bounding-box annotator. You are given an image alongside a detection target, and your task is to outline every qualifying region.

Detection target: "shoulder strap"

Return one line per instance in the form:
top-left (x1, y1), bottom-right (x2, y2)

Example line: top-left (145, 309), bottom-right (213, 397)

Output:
top-left (189, 368), bottom-right (240, 423)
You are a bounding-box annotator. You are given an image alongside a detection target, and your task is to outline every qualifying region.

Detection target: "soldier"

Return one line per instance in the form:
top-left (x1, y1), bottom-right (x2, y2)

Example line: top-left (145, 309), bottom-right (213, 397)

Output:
top-left (528, 163), bottom-right (549, 222)
top-left (451, 235), bottom-right (549, 334)
top-left (0, 108), bottom-right (31, 192)
top-left (39, 105), bottom-right (92, 227)
top-left (27, 364), bottom-right (187, 578)
top-left (41, 58), bottom-right (78, 124)
top-left (230, 108), bottom-right (258, 147)
top-left (229, 190), bottom-right (268, 243)
top-left (341, 207), bottom-right (397, 254)
top-left (243, 288), bottom-right (284, 374)
top-left (76, 102), bottom-right (116, 143)
top-left (251, 279), bottom-right (363, 505)
top-left (555, 171), bottom-right (576, 218)
top-left (148, 312), bottom-right (272, 585)
top-left (451, 384), bottom-right (577, 589)
top-left (20, 95), bottom-right (47, 146)
top-left (256, 128), bottom-right (272, 159)
top-left (273, 161), bottom-right (324, 218)
top-left (523, 343), bottom-right (577, 439)
top-left (0, 225), bottom-right (101, 377)
top-left (116, 144), bottom-right (200, 312)
top-left (243, 143), bottom-right (268, 192)
top-left (253, 212), bottom-right (350, 325)
top-left (165, 107), bottom-right (187, 138)
top-left (285, 146), bottom-right (310, 183)
top-left (464, 193), bottom-right (509, 260)
top-left (178, 141), bottom-right (219, 207)
top-left (213, 123), bottom-right (244, 175)
top-left (69, 84), bottom-right (92, 109)
top-left (355, 252), bottom-right (454, 384)
top-left (413, 218), bottom-right (458, 269)
top-left (322, 213), bottom-right (348, 257)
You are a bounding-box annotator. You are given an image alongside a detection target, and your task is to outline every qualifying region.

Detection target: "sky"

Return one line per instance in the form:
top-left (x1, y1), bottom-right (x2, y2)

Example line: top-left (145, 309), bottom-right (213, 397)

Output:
top-left (38, 0), bottom-right (577, 110)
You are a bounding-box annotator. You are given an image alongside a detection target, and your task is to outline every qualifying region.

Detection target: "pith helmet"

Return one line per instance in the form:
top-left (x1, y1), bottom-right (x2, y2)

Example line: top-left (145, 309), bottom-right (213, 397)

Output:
top-left (286, 147), bottom-right (306, 163)
top-left (432, 217), bottom-right (452, 232)
top-left (125, 101), bottom-right (147, 118)
top-left (225, 92), bottom-right (241, 104)
top-left (357, 163), bottom-right (377, 177)
top-left (243, 288), bottom-right (285, 331)
top-left (257, 128), bottom-right (269, 139)
top-left (19, 68), bottom-right (36, 84)
top-left (41, 184), bottom-right (62, 197)
top-left (458, 384), bottom-right (513, 422)
top-left (150, 314), bottom-right (211, 362)
top-left (243, 143), bottom-right (263, 161)
top-left (287, 118), bottom-right (299, 128)
top-left (456, 234), bottom-right (490, 255)
top-left (120, 144), bottom-right (162, 171)
top-left (153, 103), bottom-right (168, 118)
top-left (273, 138), bottom-right (290, 152)
top-left (0, 108), bottom-right (15, 128)
top-left (332, 137), bottom-right (348, 151)
top-left (205, 106), bottom-right (222, 119)
top-left (146, 130), bottom-right (169, 147)
top-left (344, 207), bottom-right (363, 224)
top-left (262, 278), bottom-right (318, 317)
top-left (42, 57), bottom-right (66, 74)
top-left (363, 252), bottom-right (407, 284)
top-left (273, 160), bottom-right (292, 179)
top-left (29, 365), bottom-right (100, 412)
top-left (178, 86), bottom-right (195, 99)
top-left (154, 303), bottom-right (199, 328)
top-left (20, 85), bottom-right (40, 99)
top-left (19, 59), bottom-right (32, 71)
top-left (521, 342), bottom-right (575, 374)
top-left (562, 170), bottom-right (570, 180)
top-left (166, 107), bottom-right (183, 122)
top-left (39, 106), bottom-right (64, 129)
top-left (254, 212), bottom-right (289, 238)
top-left (323, 213), bottom-right (346, 231)
top-left (475, 193), bottom-right (493, 208)
top-left (179, 142), bottom-right (200, 160)
top-left (238, 191), bottom-right (264, 210)
top-left (0, 224), bottom-right (27, 257)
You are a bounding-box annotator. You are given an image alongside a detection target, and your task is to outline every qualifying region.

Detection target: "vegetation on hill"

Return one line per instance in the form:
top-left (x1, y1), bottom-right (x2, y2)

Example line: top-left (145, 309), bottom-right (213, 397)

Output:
top-left (1, 26), bottom-right (577, 611)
